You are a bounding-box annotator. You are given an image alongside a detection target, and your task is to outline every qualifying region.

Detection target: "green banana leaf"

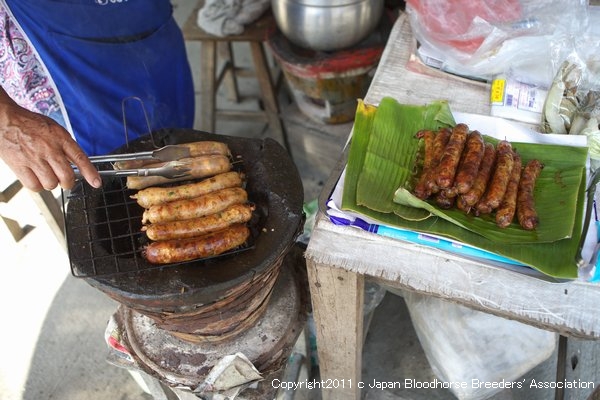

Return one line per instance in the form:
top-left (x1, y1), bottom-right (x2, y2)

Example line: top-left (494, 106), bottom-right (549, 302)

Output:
top-left (393, 139), bottom-right (586, 243)
top-left (340, 97), bottom-right (589, 279)
top-left (344, 97), bottom-right (456, 221)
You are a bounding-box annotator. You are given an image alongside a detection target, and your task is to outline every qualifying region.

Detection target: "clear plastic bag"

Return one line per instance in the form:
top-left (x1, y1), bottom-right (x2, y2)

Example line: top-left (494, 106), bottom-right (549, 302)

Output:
top-left (403, 290), bottom-right (557, 400)
top-left (406, 0), bottom-right (589, 81)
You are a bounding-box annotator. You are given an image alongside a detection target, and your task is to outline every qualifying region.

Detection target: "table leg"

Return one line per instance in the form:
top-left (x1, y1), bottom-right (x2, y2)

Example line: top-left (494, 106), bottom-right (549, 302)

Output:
top-left (199, 40), bottom-right (217, 133)
top-left (248, 42), bottom-right (291, 154)
top-left (306, 260), bottom-right (364, 400)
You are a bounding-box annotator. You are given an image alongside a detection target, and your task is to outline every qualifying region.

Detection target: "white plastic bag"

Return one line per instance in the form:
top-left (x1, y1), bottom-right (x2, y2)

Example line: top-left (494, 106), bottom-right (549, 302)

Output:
top-left (403, 290), bottom-right (557, 400)
top-left (406, 0), bottom-right (589, 81)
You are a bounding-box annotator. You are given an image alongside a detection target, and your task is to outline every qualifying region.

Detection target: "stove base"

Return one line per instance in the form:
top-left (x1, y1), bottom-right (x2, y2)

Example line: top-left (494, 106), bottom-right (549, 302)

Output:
top-left (106, 245), bottom-right (309, 398)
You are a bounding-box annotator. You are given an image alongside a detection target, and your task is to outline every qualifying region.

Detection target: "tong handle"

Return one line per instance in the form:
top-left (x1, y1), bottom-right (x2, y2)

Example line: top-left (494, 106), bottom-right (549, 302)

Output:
top-left (84, 145), bottom-right (191, 164)
top-left (73, 161), bottom-right (191, 180)
top-left (87, 151), bottom-right (155, 164)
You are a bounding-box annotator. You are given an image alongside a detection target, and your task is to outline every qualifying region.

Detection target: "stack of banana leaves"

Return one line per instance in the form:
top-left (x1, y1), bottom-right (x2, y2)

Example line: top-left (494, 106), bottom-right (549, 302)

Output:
top-left (341, 97), bottom-right (588, 279)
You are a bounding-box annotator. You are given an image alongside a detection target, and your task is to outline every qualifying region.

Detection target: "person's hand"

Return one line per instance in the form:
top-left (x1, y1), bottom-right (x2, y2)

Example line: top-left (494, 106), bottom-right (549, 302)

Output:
top-left (0, 95), bottom-right (102, 192)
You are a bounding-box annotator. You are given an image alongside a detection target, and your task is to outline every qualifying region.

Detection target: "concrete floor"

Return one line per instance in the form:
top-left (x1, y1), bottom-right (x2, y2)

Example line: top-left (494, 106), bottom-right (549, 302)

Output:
top-left (1, 2), bottom-right (596, 400)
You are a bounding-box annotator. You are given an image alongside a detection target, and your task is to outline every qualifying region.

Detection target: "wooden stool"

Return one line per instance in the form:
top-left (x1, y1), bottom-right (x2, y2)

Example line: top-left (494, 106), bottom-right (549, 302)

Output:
top-left (0, 168), bottom-right (65, 249)
top-left (182, 1), bottom-right (291, 154)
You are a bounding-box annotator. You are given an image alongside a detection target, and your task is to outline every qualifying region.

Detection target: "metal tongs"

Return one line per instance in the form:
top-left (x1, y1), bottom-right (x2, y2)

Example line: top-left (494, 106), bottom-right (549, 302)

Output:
top-left (72, 145), bottom-right (192, 179)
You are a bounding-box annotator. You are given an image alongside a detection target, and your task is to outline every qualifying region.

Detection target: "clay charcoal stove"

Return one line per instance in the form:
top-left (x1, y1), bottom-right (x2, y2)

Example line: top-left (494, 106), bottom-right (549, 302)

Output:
top-left (63, 129), bottom-right (305, 341)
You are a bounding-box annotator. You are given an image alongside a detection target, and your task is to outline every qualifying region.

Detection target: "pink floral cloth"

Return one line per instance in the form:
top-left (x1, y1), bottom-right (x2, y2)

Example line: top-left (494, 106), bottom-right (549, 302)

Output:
top-left (0, 5), bottom-right (61, 117)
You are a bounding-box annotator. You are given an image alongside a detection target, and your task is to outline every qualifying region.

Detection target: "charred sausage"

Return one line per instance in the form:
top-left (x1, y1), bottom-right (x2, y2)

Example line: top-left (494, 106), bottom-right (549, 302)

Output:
top-left (460, 142), bottom-right (497, 209)
top-left (143, 224), bottom-right (250, 264)
top-left (413, 130), bottom-right (436, 199)
top-left (495, 152), bottom-right (522, 228)
top-left (453, 130), bottom-right (484, 195)
top-left (435, 123), bottom-right (469, 189)
top-left (475, 140), bottom-right (514, 215)
top-left (517, 159), bottom-right (544, 230)
top-left (143, 203), bottom-right (255, 241)
top-left (423, 127), bottom-right (453, 196)
top-left (142, 187), bottom-right (248, 224)
top-left (131, 171), bottom-right (244, 208)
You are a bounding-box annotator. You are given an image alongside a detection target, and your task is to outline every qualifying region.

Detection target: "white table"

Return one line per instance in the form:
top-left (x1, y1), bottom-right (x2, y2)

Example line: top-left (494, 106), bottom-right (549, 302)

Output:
top-left (305, 13), bottom-right (600, 400)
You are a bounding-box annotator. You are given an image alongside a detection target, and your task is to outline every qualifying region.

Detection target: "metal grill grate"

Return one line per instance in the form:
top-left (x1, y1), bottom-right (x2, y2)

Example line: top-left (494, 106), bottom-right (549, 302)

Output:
top-left (63, 174), bottom-right (254, 278)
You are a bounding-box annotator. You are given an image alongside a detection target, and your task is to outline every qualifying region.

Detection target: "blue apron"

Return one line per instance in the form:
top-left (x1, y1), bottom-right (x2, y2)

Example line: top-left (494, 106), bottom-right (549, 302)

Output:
top-left (4, 0), bottom-right (195, 156)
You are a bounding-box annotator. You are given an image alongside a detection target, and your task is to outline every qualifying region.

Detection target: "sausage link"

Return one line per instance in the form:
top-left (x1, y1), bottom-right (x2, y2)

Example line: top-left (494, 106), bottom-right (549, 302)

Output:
top-left (475, 141), bottom-right (514, 215)
top-left (435, 123), bottom-right (469, 189)
top-left (517, 159), bottom-right (544, 230)
top-left (143, 224), bottom-right (250, 264)
top-left (131, 171), bottom-right (243, 208)
top-left (495, 152), bottom-right (522, 228)
top-left (461, 143), bottom-right (496, 208)
top-left (454, 130), bottom-right (484, 194)
top-left (142, 187), bottom-right (248, 224)
top-left (424, 127), bottom-right (452, 195)
top-left (126, 155), bottom-right (232, 190)
top-left (143, 203), bottom-right (255, 241)
top-left (115, 141), bottom-right (231, 170)
top-left (413, 130), bottom-right (436, 199)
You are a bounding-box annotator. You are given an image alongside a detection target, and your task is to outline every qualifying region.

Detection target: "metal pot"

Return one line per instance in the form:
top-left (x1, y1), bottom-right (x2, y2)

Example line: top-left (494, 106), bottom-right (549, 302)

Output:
top-left (271, 0), bottom-right (385, 52)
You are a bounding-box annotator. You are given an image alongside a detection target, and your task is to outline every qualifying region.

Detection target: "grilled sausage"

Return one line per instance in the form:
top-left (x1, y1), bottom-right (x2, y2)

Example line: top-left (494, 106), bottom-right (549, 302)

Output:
top-left (460, 142), bottom-right (497, 209)
top-left (131, 171), bottom-right (244, 208)
top-left (142, 187), bottom-right (248, 224)
top-left (435, 123), bottom-right (469, 189)
top-left (143, 203), bottom-right (255, 241)
top-left (143, 224), bottom-right (250, 264)
top-left (413, 130), bottom-right (436, 199)
top-left (453, 130), bottom-right (484, 195)
top-left (114, 141), bottom-right (231, 170)
top-left (423, 127), bottom-right (452, 196)
top-left (126, 155), bottom-right (232, 190)
top-left (475, 141), bottom-right (514, 215)
top-left (495, 151), bottom-right (522, 228)
top-left (517, 159), bottom-right (544, 230)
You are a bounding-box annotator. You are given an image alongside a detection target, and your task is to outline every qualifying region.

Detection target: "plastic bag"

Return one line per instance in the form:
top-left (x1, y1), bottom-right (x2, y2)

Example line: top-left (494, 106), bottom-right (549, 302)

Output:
top-left (406, 0), bottom-right (589, 81)
top-left (403, 290), bottom-right (557, 400)
top-left (197, 0), bottom-right (270, 37)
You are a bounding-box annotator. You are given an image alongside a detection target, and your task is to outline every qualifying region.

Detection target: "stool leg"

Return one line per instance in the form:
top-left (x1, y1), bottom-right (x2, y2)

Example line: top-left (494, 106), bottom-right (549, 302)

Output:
top-left (199, 40), bottom-right (217, 133)
top-left (248, 42), bottom-right (292, 155)
top-left (218, 42), bottom-right (240, 103)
